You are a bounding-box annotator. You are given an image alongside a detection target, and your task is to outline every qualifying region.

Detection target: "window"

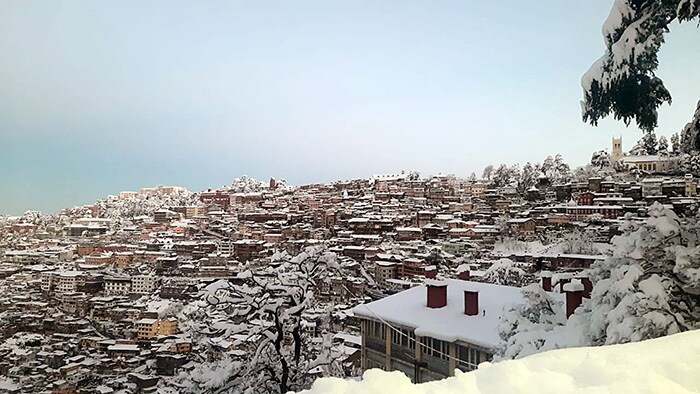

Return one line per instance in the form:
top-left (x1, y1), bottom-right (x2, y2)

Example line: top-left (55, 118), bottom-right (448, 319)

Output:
top-left (392, 328), bottom-right (415, 350)
top-left (420, 337), bottom-right (449, 360)
top-left (458, 345), bottom-right (487, 371)
top-left (367, 320), bottom-right (385, 340)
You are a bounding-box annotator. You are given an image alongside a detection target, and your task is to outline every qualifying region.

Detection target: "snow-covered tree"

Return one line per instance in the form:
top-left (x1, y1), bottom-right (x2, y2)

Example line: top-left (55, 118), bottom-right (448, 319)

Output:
top-left (482, 258), bottom-right (531, 287)
top-left (591, 150), bottom-right (611, 169)
top-left (670, 132), bottom-right (681, 154)
top-left (573, 165), bottom-right (596, 182)
top-left (482, 165), bottom-right (495, 181)
top-left (230, 175), bottom-right (267, 193)
top-left (574, 204), bottom-right (700, 345)
top-left (492, 164), bottom-right (519, 188)
top-left (642, 131), bottom-right (658, 155)
top-left (406, 170), bottom-right (421, 181)
top-left (582, 1), bottom-right (699, 133)
top-left (629, 139), bottom-right (647, 156)
top-left (169, 247), bottom-right (344, 393)
top-left (467, 172), bottom-right (477, 183)
top-left (426, 247), bottom-right (447, 269)
top-left (679, 153), bottom-right (700, 176)
top-left (92, 188), bottom-right (197, 219)
top-left (560, 231), bottom-right (598, 255)
top-left (517, 163), bottom-right (537, 194)
top-left (658, 135), bottom-right (669, 155)
top-left (502, 204), bottom-right (700, 359)
top-left (540, 156), bottom-right (554, 177)
top-left (496, 284), bottom-right (566, 360)
top-left (552, 154), bottom-right (572, 184)
top-left (679, 100), bottom-right (700, 153)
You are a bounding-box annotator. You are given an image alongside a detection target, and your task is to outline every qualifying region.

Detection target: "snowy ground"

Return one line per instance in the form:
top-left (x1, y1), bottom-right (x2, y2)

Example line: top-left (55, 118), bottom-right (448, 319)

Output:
top-left (298, 330), bottom-right (700, 394)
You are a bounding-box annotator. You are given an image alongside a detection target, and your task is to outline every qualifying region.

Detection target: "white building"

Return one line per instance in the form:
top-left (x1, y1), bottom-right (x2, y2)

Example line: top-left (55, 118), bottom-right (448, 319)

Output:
top-left (104, 276), bottom-right (132, 295)
top-left (131, 275), bottom-right (158, 295)
top-left (42, 271), bottom-right (85, 294)
top-left (621, 155), bottom-right (676, 173)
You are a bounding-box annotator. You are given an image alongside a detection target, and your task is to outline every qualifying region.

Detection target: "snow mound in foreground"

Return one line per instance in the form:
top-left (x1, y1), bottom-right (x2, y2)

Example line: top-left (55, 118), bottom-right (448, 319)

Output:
top-left (299, 330), bottom-right (700, 394)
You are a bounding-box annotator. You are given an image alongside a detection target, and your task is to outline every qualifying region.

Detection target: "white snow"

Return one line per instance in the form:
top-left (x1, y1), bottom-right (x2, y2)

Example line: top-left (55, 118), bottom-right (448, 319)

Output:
top-left (563, 280), bottom-right (584, 292)
top-left (0, 377), bottom-right (18, 391)
top-left (298, 330), bottom-right (700, 394)
top-left (352, 279), bottom-right (558, 348)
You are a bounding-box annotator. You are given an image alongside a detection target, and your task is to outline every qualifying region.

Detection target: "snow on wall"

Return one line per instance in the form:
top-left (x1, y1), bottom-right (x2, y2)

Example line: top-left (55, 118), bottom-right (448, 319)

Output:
top-left (298, 330), bottom-right (700, 394)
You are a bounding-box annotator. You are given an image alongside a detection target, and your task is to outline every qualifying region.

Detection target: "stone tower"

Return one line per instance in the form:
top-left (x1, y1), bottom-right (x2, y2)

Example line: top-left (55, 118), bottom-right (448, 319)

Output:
top-left (612, 136), bottom-right (623, 159)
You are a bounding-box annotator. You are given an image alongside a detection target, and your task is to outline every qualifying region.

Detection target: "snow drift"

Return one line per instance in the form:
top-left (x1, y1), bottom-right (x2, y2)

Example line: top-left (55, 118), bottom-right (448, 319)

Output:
top-left (298, 330), bottom-right (700, 394)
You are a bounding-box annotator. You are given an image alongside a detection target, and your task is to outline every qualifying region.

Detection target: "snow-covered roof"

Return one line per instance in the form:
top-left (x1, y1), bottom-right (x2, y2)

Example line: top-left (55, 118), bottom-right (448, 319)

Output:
top-left (107, 344), bottom-right (140, 352)
top-left (353, 279), bottom-right (563, 349)
top-left (621, 155), bottom-right (669, 163)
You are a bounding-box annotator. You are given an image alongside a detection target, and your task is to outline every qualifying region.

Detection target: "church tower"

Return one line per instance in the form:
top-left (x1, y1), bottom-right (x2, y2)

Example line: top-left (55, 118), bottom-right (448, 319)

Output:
top-left (612, 136), bottom-right (623, 159)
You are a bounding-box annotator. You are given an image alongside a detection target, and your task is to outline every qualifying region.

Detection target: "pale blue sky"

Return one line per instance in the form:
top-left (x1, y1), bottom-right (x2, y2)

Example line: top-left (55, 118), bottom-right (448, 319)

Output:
top-left (1, 1), bottom-right (698, 214)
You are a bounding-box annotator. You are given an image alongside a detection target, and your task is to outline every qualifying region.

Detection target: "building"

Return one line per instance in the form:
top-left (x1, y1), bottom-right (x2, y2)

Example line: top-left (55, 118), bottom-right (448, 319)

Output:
top-left (641, 177), bottom-right (665, 197)
top-left (562, 205), bottom-right (623, 220)
top-left (131, 275), bottom-right (158, 295)
top-left (612, 136), bottom-right (623, 160)
top-left (104, 276), bottom-right (132, 295)
top-left (42, 271), bottom-right (85, 294)
top-left (622, 156), bottom-right (676, 173)
top-left (685, 174), bottom-right (697, 197)
top-left (505, 218), bottom-right (535, 236)
top-left (135, 318), bottom-right (179, 340)
top-left (353, 279), bottom-right (566, 382)
top-left (374, 261), bottom-right (399, 285)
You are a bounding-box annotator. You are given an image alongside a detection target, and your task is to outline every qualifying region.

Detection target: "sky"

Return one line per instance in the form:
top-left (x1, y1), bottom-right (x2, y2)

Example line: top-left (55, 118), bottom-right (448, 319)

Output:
top-left (1, 1), bottom-right (698, 215)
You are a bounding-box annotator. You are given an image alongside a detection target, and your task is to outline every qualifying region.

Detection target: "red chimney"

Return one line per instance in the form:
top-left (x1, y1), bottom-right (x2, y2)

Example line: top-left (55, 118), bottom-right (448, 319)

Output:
top-left (464, 290), bottom-right (479, 316)
top-left (578, 276), bottom-right (592, 298)
top-left (564, 280), bottom-right (584, 318)
top-left (458, 270), bottom-right (471, 281)
top-left (425, 266), bottom-right (437, 279)
top-left (541, 271), bottom-right (552, 292)
top-left (426, 281), bottom-right (447, 308)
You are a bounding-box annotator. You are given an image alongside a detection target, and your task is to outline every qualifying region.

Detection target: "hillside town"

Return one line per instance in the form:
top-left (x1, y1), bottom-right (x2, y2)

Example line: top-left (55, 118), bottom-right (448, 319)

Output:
top-left (1, 137), bottom-right (699, 393)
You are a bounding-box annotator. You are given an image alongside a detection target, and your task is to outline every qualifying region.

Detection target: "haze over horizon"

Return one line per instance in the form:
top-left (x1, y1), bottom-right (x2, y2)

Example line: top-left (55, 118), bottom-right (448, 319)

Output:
top-left (2, 0), bottom-right (699, 215)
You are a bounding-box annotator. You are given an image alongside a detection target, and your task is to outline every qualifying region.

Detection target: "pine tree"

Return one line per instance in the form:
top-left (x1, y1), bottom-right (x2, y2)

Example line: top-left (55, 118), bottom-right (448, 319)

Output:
top-left (658, 135), bottom-right (669, 155)
top-left (582, 1), bottom-right (699, 133)
top-left (629, 139), bottom-right (647, 155)
top-left (553, 154), bottom-right (572, 184)
top-left (543, 204), bottom-right (700, 350)
top-left (679, 153), bottom-right (700, 176)
top-left (642, 131), bottom-right (658, 155)
top-left (670, 132), bottom-right (680, 154)
top-left (679, 101), bottom-right (700, 153)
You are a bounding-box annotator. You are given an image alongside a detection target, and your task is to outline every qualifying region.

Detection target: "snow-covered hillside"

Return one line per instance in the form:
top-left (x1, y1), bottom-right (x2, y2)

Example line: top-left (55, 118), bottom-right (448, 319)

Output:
top-left (298, 329), bottom-right (700, 394)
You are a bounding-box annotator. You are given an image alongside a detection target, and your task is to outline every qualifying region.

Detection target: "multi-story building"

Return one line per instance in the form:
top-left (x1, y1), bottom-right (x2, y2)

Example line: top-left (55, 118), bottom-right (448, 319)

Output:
top-left (135, 318), bottom-right (179, 340)
top-left (42, 271), bottom-right (85, 294)
top-left (131, 275), bottom-right (158, 295)
top-left (104, 276), bottom-right (132, 295)
top-left (353, 279), bottom-right (570, 383)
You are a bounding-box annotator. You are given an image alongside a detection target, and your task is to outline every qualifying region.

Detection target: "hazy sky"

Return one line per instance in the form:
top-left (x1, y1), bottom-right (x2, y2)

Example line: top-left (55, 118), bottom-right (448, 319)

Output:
top-left (1, 1), bottom-right (699, 215)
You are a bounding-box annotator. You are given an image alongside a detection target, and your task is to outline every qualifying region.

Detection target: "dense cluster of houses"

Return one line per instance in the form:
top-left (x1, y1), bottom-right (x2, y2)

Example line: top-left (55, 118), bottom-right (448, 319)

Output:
top-left (1, 162), bottom-right (698, 391)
